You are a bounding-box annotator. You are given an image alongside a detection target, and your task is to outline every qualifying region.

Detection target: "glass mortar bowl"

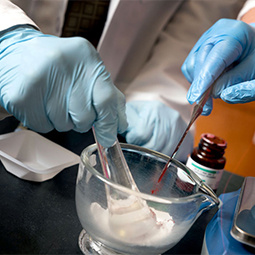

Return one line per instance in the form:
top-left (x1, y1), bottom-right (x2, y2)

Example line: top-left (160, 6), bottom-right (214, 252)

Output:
top-left (76, 143), bottom-right (219, 255)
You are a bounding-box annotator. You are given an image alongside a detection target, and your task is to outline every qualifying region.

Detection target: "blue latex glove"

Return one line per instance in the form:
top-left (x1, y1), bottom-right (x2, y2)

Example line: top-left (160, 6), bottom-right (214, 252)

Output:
top-left (202, 189), bottom-right (254, 254)
top-left (0, 26), bottom-right (127, 147)
top-left (182, 19), bottom-right (255, 115)
top-left (125, 101), bottom-right (194, 162)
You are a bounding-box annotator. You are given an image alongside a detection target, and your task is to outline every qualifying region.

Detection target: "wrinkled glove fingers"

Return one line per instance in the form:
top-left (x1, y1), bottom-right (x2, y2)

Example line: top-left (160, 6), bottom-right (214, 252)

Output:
top-left (193, 43), bottom-right (213, 79)
top-left (187, 41), bottom-right (242, 104)
top-left (181, 27), bottom-right (214, 83)
top-left (201, 96), bottom-right (213, 116)
top-left (221, 82), bottom-right (255, 104)
top-left (53, 38), bottom-right (97, 132)
top-left (68, 78), bottom-right (96, 133)
top-left (214, 55), bottom-right (255, 97)
top-left (93, 74), bottom-right (127, 148)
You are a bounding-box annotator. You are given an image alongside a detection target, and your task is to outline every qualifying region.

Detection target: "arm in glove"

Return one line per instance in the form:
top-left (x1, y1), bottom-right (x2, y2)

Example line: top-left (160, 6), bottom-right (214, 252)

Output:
top-left (124, 101), bottom-right (194, 163)
top-left (0, 25), bottom-right (127, 147)
top-left (181, 19), bottom-right (255, 115)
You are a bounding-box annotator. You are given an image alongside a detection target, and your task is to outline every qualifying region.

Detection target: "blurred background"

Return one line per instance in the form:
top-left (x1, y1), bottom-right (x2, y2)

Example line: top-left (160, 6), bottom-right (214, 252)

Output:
top-left (194, 99), bottom-right (255, 177)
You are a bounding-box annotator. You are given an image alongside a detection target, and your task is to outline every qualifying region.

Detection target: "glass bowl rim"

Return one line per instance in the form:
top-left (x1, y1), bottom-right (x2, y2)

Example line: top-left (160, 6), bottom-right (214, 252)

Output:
top-left (80, 143), bottom-right (215, 204)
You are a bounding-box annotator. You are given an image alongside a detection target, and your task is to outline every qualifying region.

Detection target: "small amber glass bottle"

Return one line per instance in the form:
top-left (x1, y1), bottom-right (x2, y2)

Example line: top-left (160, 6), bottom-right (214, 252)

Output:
top-left (186, 133), bottom-right (227, 191)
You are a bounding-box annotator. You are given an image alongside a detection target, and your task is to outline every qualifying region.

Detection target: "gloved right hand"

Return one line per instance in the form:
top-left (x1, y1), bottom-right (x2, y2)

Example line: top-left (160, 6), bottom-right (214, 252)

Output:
top-left (0, 25), bottom-right (127, 147)
top-left (182, 19), bottom-right (255, 115)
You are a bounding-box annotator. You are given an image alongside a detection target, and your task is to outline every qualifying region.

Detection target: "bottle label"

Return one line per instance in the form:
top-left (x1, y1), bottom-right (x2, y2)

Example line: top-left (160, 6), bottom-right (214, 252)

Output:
top-left (186, 157), bottom-right (223, 190)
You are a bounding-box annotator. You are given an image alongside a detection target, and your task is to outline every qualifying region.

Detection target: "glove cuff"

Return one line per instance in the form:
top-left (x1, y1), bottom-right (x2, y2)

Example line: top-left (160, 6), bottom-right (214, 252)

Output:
top-left (0, 25), bottom-right (43, 50)
top-left (0, 24), bottom-right (39, 38)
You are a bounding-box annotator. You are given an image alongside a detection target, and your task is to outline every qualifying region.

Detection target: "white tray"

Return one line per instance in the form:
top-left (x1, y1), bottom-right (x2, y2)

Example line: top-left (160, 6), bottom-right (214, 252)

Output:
top-left (0, 130), bottom-right (80, 182)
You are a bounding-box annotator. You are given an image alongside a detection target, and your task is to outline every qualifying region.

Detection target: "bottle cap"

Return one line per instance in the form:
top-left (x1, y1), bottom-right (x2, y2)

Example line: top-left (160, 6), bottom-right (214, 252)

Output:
top-left (201, 133), bottom-right (227, 148)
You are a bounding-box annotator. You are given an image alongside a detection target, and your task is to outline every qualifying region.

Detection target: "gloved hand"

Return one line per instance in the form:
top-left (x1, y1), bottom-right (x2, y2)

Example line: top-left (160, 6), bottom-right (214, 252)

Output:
top-left (124, 101), bottom-right (194, 162)
top-left (182, 19), bottom-right (255, 115)
top-left (0, 25), bottom-right (127, 147)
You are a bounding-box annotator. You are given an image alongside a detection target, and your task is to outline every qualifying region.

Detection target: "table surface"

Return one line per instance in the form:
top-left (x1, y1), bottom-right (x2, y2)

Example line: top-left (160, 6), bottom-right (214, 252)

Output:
top-left (0, 129), bottom-right (245, 255)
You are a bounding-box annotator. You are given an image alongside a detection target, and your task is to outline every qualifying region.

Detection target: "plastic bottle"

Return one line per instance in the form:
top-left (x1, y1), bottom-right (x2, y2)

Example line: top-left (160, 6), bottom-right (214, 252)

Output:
top-left (186, 133), bottom-right (227, 191)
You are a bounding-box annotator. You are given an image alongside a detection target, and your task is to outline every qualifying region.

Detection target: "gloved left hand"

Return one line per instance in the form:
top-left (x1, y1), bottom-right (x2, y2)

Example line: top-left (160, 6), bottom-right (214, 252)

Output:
top-left (0, 25), bottom-right (127, 147)
top-left (182, 19), bottom-right (255, 115)
top-left (124, 101), bottom-right (194, 162)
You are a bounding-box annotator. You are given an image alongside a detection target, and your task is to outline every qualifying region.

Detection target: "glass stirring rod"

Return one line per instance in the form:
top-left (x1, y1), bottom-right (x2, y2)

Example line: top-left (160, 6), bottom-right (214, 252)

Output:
top-left (152, 85), bottom-right (213, 193)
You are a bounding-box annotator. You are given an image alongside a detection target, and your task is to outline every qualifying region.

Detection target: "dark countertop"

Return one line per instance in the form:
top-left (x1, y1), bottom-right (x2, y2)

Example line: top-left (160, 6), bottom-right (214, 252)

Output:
top-left (0, 129), bottom-right (245, 254)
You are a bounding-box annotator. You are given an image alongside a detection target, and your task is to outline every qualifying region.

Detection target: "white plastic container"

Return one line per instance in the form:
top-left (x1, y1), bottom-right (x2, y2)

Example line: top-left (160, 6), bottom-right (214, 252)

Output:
top-left (0, 130), bottom-right (80, 182)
